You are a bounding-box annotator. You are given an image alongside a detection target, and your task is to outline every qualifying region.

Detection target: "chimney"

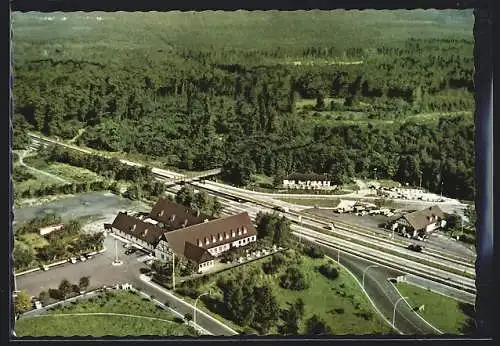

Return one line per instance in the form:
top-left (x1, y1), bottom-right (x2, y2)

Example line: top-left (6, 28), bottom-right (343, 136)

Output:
top-left (143, 229), bottom-right (148, 236)
top-left (171, 214), bottom-right (176, 222)
top-left (131, 224), bottom-right (137, 231)
top-left (159, 210), bottom-right (164, 217)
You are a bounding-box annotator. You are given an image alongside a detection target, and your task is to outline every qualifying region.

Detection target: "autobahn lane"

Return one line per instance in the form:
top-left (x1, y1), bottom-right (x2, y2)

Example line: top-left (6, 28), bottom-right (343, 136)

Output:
top-left (215, 197), bottom-right (438, 335)
top-left (189, 181), bottom-right (476, 292)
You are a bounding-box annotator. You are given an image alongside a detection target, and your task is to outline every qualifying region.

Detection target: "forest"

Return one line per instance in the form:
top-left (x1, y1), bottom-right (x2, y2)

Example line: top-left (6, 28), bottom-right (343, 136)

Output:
top-left (12, 11), bottom-right (475, 200)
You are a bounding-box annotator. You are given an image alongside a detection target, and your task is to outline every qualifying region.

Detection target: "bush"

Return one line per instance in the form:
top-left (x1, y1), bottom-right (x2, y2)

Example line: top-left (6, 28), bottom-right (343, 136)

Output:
top-left (262, 253), bottom-right (287, 274)
top-left (318, 264), bottom-right (339, 280)
top-left (48, 288), bottom-right (63, 300)
top-left (279, 266), bottom-right (309, 290)
top-left (334, 308), bottom-right (345, 314)
top-left (302, 245), bottom-right (325, 259)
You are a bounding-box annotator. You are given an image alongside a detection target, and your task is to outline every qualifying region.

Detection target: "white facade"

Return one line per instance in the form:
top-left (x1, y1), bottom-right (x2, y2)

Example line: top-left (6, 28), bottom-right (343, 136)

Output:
top-left (112, 227), bottom-right (156, 252)
top-left (283, 179), bottom-right (332, 189)
top-left (198, 260), bottom-right (215, 272)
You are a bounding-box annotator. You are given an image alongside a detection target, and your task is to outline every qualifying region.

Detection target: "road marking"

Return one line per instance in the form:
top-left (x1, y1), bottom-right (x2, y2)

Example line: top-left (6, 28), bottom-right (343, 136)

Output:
top-left (324, 255), bottom-right (403, 335)
top-left (388, 279), bottom-right (444, 334)
top-left (138, 275), bottom-right (238, 335)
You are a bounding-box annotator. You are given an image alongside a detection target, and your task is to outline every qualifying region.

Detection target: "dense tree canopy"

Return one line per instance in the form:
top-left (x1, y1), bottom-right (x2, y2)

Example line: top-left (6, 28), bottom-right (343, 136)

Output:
top-left (13, 12), bottom-right (474, 201)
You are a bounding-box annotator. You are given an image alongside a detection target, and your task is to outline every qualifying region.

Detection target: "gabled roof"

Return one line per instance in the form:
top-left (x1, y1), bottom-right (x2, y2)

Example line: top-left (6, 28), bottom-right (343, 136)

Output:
top-left (149, 198), bottom-right (212, 231)
top-left (165, 212), bottom-right (257, 264)
top-left (402, 205), bottom-right (445, 230)
top-left (285, 172), bottom-right (331, 182)
top-left (183, 242), bottom-right (214, 264)
top-left (111, 212), bottom-right (166, 246)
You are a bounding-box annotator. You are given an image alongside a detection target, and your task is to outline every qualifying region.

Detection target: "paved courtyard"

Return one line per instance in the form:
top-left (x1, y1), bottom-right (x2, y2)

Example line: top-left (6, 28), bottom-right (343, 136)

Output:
top-left (16, 235), bottom-right (149, 297)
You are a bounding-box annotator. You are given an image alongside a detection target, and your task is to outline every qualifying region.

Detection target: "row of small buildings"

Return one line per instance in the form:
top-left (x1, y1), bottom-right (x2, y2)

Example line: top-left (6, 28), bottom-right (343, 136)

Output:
top-left (107, 198), bottom-right (258, 272)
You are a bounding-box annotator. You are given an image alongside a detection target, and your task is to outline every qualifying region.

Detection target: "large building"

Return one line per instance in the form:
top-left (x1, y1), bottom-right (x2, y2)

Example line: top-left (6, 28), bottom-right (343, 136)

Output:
top-left (386, 205), bottom-right (447, 238)
top-left (110, 198), bottom-right (257, 273)
top-left (282, 173), bottom-right (334, 190)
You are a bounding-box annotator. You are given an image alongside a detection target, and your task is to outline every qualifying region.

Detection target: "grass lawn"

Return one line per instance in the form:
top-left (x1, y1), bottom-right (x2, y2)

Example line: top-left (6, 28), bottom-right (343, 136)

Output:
top-left (278, 198), bottom-right (340, 208)
top-left (177, 250), bottom-right (393, 335)
top-left (394, 282), bottom-right (475, 335)
top-left (372, 179), bottom-right (402, 188)
top-left (15, 290), bottom-right (197, 337)
top-left (42, 163), bottom-right (103, 182)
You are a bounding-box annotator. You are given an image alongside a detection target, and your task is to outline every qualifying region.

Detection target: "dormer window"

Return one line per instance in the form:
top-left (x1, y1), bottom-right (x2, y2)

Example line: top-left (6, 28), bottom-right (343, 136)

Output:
top-left (225, 232), bottom-right (229, 239)
top-left (219, 233), bottom-right (223, 241)
top-left (143, 229), bottom-right (148, 236)
top-left (205, 237), bottom-right (210, 245)
top-left (231, 230), bottom-right (236, 237)
top-left (131, 224), bottom-right (137, 231)
top-left (159, 210), bottom-right (164, 217)
top-left (237, 228), bottom-right (242, 236)
top-left (212, 235), bottom-right (216, 243)
top-left (198, 239), bottom-right (202, 247)
top-left (171, 214), bottom-right (176, 221)
top-left (243, 226), bottom-right (247, 234)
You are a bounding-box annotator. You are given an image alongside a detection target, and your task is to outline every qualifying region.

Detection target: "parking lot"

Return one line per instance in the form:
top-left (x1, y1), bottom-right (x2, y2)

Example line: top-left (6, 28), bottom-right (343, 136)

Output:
top-left (16, 234), bottom-right (150, 298)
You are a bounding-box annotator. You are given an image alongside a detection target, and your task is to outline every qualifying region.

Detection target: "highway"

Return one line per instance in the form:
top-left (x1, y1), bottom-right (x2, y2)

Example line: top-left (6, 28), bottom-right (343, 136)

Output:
top-left (185, 181), bottom-right (476, 292)
top-left (27, 133), bottom-right (475, 335)
top-left (212, 195), bottom-right (440, 334)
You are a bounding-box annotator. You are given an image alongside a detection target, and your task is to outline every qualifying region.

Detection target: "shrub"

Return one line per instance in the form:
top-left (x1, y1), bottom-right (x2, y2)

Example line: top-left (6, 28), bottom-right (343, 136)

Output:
top-left (279, 266), bottom-right (309, 290)
top-left (318, 264), bottom-right (339, 280)
top-left (334, 308), bottom-right (345, 314)
top-left (303, 245), bottom-right (325, 259)
top-left (48, 288), bottom-right (63, 300)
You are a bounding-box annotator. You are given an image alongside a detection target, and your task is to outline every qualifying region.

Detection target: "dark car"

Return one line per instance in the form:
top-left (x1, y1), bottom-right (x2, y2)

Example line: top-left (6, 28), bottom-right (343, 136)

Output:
top-left (125, 248), bottom-right (137, 255)
top-left (407, 244), bottom-right (423, 252)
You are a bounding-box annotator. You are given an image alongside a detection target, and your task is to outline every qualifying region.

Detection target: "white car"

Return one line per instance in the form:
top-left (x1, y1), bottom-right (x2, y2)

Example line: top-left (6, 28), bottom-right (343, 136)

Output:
top-left (80, 255), bottom-right (87, 262)
top-left (70, 257), bottom-right (77, 264)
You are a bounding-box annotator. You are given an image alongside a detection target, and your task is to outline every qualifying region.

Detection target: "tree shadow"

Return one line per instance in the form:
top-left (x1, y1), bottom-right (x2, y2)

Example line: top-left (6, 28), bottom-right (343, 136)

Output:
top-left (458, 302), bottom-right (477, 335)
top-left (202, 296), bottom-right (233, 322)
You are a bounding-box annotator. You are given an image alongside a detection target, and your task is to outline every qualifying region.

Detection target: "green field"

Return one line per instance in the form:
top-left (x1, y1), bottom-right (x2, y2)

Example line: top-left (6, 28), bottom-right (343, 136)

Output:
top-left (394, 283), bottom-right (475, 335)
top-left (42, 163), bottom-right (103, 182)
top-left (15, 290), bottom-right (198, 337)
top-left (177, 250), bottom-right (393, 335)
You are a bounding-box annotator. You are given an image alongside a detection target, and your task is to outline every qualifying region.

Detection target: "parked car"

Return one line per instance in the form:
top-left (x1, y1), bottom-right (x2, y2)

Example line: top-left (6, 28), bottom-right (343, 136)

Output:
top-left (42, 265), bottom-right (49, 271)
top-left (80, 255), bottom-right (87, 262)
top-left (70, 257), bottom-right (77, 264)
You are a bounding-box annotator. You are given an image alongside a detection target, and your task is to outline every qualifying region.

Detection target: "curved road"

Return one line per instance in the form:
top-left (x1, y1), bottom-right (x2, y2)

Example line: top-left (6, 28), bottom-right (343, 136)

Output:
top-left (316, 242), bottom-right (441, 335)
